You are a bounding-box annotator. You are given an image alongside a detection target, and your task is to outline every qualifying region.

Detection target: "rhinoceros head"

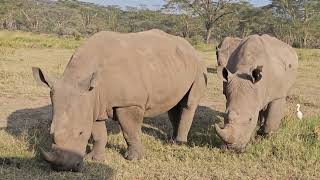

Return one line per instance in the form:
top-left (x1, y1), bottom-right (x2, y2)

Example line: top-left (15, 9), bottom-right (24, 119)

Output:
top-left (32, 67), bottom-right (98, 171)
top-left (216, 66), bottom-right (264, 152)
top-left (216, 37), bottom-right (242, 67)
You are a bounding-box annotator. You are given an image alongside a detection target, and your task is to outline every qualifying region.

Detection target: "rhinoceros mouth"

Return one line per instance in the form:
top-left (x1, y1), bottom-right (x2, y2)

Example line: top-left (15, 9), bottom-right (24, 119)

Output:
top-left (220, 143), bottom-right (246, 153)
top-left (40, 146), bottom-right (84, 172)
top-left (50, 162), bottom-right (83, 172)
top-left (215, 123), bottom-right (247, 153)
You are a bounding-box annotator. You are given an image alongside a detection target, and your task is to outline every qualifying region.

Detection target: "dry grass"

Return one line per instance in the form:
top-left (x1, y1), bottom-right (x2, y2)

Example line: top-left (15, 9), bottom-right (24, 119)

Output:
top-left (0, 31), bottom-right (320, 179)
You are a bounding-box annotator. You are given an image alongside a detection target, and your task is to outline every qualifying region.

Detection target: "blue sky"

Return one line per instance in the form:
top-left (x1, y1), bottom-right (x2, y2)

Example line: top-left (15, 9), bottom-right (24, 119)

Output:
top-left (80, 0), bottom-right (271, 9)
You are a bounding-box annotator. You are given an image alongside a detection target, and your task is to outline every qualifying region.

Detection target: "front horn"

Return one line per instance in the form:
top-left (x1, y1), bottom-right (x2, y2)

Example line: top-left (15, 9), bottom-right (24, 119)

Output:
top-left (40, 149), bottom-right (57, 163)
top-left (215, 124), bottom-right (232, 143)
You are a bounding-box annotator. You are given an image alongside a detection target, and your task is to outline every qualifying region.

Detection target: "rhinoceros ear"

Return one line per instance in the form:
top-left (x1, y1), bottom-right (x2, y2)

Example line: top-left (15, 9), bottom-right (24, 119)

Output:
top-left (217, 66), bottom-right (232, 82)
top-left (79, 72), bottom-right (98, 91)
top-left (251, 65), bottom-right (263, 83)
top-left (32, 67), bottom-right (54, 88)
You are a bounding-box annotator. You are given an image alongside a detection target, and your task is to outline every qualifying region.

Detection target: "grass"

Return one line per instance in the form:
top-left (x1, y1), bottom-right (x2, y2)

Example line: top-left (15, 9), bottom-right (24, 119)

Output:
top-left (0, 30), bottom-right (83, 49)
top-left (0, 31), bottom-right (320, 179)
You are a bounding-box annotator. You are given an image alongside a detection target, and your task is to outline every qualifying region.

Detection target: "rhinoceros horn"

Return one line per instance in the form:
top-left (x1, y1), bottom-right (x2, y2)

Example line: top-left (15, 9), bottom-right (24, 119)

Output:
top-left (215, 124), bottom-right (232, 143)
top-left (40, 149), bottom-right (56, 163)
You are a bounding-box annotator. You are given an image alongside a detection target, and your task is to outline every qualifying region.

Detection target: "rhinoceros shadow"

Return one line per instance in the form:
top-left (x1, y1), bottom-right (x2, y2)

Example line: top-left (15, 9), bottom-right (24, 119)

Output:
top-left (5, 104), bottom-right (225, 162)
top-left (142, 105), bottom-right (225, 147)
top-left (4, 105), bottom-right (114, 176)
top-left (5, 105), bottom-right (53, 154)
top-left (0, 156), bottom-right (114, 178)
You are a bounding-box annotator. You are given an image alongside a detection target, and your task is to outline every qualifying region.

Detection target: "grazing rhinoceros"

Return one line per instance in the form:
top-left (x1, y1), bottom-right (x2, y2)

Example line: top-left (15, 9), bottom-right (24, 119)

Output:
top-left (215, 34), bottom-right (298, 151)
top-left (216, 37), bottom-right (242, 95)
top-left (32, 29), bottom-right (207, 171)
top-left (216, 37), bottom-right (242, 67)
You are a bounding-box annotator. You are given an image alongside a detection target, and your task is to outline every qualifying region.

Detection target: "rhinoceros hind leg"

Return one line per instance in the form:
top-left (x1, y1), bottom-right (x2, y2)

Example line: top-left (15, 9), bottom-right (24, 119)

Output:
top-left (174, 99), bottom-right (198, 143)
top-left (262, 98), bottom-right (286, 135)
top-left (170, 74), bottom-right (206, 143)
top-left (85, 120), bottom-right (107, 161)
top-left (168, 103), bottom-right (182, 143)
top-left (116, 106), bottom-right (144, 160)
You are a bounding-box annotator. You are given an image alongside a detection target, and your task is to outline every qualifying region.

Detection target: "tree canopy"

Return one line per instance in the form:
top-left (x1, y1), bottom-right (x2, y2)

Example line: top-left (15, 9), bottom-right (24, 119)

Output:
top-left (0, 0), bottom-right (319, 48)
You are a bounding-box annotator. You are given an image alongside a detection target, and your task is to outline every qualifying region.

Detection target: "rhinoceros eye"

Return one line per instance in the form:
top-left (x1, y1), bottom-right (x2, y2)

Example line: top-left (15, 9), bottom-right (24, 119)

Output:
top-left (79, 131), bottom-right (83, 135)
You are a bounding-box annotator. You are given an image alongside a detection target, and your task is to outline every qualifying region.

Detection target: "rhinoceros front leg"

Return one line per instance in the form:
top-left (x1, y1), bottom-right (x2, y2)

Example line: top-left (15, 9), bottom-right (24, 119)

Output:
top-left (262, 98), bottom-right (286, 135)
top-left (116, 106), bottom-right (144, 160)
top-left (85, 120), bottom-right (107, 161)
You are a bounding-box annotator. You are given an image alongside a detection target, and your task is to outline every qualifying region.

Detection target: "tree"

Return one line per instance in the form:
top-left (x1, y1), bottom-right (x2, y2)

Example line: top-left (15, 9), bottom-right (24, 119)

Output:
top-left (165, 0), bottom-right (235, 43)
top-left (270, 0), bottom-right (320, 47)
top-left (105, 6), bottom-right (121, 32)
top-left (1, 0), bottom-right (319, 48)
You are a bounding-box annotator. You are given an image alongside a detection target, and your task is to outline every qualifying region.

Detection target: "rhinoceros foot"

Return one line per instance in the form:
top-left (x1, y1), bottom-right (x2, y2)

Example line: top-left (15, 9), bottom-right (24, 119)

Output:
top-left (85, 151), bottom-right (106, 162)
top-left (124, 145), bottom-right (144, 160)
top-left (168, 138), bottom-right (188, 146)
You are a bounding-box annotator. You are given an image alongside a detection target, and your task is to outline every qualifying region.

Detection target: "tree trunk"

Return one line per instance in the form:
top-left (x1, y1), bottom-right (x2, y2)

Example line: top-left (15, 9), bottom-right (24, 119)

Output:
top-left (303, 31), bottom-right (308, 48)
top-left (206, 28), bottom-right (212, 44)
top-left (184, 19), bottom-right (190, 38)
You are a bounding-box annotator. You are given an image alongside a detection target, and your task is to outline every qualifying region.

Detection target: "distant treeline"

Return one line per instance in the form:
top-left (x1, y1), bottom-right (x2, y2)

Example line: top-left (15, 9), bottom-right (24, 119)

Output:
top-left (0, 0), bottom-right (319, 48)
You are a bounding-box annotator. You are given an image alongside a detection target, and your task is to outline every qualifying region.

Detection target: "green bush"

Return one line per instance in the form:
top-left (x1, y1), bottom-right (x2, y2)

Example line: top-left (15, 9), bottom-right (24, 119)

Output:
top-left (292, 41), bottom-right (301, 48)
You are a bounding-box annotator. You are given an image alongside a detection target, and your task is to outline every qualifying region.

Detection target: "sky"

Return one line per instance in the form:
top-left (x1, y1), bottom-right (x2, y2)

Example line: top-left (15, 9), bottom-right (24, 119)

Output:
top-left (80, 0), bottom-right (271, 10)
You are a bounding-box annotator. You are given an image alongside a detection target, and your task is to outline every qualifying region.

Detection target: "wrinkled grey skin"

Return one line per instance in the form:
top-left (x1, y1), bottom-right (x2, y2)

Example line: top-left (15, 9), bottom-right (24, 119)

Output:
top-left (215, 34), bottom-right (298, 151)
top-left (32, 29), bottom-right (207, 171)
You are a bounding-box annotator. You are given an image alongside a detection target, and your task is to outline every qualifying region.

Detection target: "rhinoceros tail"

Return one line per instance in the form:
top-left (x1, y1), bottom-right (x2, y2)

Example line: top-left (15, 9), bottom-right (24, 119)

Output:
top-left (203, 73), bottom-right (208, 86)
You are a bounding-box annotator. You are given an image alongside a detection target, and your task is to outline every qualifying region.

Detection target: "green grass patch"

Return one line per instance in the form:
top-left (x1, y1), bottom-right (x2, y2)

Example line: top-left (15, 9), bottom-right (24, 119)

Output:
top-left (0, 31), bottom-right (83, 49)
top-left (194, 43), bottom-right (215, 52)
top-left (296, 48), bottom-right (320, 61)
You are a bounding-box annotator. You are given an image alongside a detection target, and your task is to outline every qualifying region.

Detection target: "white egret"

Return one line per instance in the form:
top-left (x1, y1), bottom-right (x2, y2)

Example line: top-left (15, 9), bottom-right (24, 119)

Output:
top-left (296, 104), bottom-right (303, 120)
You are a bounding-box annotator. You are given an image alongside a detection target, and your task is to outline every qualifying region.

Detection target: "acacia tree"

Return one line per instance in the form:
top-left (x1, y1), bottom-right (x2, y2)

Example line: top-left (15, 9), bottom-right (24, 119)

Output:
top-left (270, 0), bottom-right (320, 47)
top-left (105, 6), bottom-right (121, 32)
top-left (165, 0), bottom-right (235, 43)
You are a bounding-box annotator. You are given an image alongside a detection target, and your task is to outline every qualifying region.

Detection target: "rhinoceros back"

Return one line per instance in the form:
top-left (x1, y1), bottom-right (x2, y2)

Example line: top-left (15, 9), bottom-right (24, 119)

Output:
top-left (63, 30), bottom-right (203, 117)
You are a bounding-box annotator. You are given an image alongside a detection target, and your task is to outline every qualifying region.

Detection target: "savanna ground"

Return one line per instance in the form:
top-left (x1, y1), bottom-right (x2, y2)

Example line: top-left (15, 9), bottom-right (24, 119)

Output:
top-left (0, 30), bottom-right (320, 179)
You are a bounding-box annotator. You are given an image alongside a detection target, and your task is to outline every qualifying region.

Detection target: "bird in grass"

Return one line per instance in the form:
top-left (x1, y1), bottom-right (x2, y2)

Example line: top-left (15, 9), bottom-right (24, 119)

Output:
top-left (296, 104), bottom-right (303, 120)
